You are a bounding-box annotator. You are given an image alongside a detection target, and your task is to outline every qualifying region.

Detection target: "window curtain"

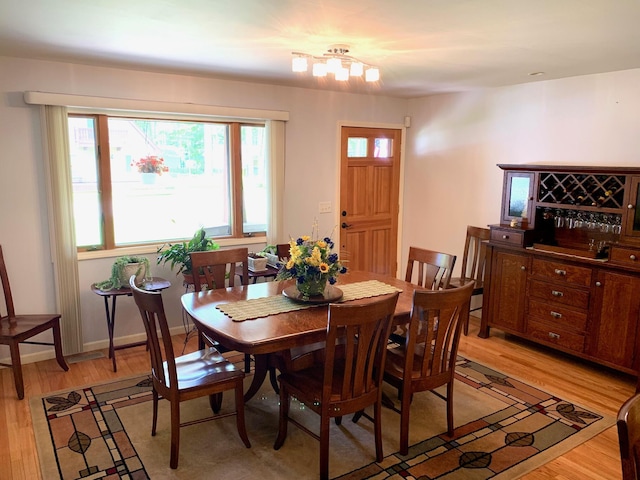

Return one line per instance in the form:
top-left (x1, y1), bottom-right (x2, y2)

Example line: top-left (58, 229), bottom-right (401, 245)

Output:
top-left (41, 105), bottom-right (83, 354)
top-left (266, 120), bottom-right (285, 245)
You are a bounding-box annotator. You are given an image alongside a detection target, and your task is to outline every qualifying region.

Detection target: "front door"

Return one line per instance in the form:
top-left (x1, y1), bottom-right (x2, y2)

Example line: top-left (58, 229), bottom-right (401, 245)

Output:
top-left (339, 126), bottom-right (401, 275)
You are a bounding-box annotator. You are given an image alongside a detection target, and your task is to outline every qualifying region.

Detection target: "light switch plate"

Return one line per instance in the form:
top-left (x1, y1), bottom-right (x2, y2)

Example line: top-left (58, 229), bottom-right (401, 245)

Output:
top-left (319, 201), bottom-right (332, 213)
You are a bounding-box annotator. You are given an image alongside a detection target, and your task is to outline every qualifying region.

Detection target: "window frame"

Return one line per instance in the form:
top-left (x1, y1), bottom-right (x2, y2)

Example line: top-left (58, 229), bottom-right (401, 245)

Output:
top-left (69, 113), bottom-right (266, 252)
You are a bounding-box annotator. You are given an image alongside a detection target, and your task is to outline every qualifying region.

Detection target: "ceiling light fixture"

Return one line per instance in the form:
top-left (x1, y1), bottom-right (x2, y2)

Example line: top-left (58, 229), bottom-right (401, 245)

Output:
top-left (291, 44), bottom-right (380, 83)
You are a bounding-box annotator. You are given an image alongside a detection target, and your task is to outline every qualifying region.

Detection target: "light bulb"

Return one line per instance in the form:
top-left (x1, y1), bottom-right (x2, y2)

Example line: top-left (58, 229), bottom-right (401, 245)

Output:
top-left (326, 57), bottom-right (341, 73)
top-left (365, 67), bottom-right (380, 82)
top-left (312, 62), bottom-right (327, 77)
top-left (350, 62), bottom-right (364, 76)
top-left (335, 66), bottom-right (349, 81)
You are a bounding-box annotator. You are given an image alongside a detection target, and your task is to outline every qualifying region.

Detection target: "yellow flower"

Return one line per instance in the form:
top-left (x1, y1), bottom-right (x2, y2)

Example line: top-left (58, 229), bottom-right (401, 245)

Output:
top-left (286, 259), bottom-right (295, 269)
top-left (319, 262), bottom-right (329, 273)
top-left (301, 235), bottom-right (311, 241)
top-left (317, 240), bottom-right (327, 249)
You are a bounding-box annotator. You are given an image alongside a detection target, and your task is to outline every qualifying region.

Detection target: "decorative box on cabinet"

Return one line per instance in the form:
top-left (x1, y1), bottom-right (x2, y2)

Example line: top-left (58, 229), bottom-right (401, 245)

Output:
top-left (481, 164), bottom-right (640, 375)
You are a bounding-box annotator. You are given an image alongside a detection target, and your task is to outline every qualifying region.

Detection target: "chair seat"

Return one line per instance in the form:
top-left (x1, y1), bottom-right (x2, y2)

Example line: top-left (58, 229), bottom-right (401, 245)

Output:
top-left (447, 277), bottom-right (483, 295)
top-left (0, 314), bottom-right (60, 339)
top-left (163, 347), bottom-right (244, 391)
top-left (385, 345), bottom-right (429, 380)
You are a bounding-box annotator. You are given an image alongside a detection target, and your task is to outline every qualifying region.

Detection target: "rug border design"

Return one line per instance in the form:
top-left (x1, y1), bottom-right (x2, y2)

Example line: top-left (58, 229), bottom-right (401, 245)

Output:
top-left (30, 358), bottom-right (613, 480)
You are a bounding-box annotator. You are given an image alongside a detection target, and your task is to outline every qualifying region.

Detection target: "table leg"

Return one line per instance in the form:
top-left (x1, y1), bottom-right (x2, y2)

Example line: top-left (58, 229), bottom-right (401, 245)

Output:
top-left (104, 295), bottom-right (118, 372)
top-left (244, 353), bottom-right (270, 402)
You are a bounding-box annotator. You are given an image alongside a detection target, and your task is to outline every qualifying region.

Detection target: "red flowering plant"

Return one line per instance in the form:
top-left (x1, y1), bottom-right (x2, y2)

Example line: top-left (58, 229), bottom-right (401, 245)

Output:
top-left (132, 155), bottom-right (169, 175)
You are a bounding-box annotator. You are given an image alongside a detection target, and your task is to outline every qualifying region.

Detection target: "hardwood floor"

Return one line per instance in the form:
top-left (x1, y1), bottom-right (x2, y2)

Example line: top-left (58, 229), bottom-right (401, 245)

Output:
top-left (0, 316), bottom-right (633, 479)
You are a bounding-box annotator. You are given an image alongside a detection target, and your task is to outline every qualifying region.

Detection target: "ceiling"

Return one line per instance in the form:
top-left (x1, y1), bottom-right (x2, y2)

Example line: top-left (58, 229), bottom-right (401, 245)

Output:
top-left (2, 0), bottom-right (640, 98)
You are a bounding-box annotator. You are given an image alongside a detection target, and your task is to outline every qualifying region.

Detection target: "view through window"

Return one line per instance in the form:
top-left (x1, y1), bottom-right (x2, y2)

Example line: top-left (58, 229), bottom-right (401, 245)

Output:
top-left (68, 115), bottom-right (267, 250)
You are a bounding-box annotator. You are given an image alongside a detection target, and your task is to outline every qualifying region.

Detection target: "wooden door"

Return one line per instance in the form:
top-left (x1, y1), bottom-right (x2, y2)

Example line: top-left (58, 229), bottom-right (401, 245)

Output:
top-left (339, 127), bottom-right (401, 275)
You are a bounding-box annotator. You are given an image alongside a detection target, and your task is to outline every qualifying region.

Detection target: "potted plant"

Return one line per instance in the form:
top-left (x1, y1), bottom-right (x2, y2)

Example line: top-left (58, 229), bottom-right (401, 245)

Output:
top-left (95, 255), bottom-right (151, 291)
top-left (156, 227), bottom-right (220, 284)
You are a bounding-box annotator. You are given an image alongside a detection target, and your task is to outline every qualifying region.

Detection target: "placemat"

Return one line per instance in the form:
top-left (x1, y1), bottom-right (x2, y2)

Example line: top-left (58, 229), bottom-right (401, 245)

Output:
top-left (216, 280), bottom-right (402, 321)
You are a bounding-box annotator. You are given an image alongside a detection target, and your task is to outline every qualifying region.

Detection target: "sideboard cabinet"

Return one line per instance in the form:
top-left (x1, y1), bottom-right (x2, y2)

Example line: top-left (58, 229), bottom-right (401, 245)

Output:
top-left (480, 165), bottom-right (640, 374)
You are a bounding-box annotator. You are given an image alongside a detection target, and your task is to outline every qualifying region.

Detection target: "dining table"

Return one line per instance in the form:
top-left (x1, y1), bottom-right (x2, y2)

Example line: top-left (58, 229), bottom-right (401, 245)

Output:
top-left (181, 270), bottom-right (417, 401)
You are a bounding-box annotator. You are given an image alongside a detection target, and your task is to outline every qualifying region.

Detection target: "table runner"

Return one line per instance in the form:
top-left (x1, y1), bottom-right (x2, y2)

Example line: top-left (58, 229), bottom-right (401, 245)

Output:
top-left (216, 280), bottom-right (402, 321)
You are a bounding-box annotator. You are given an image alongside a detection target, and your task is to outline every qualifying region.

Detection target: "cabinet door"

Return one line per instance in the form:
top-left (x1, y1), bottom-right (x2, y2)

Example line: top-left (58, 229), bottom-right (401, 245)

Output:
top-left (622, 176), bottom-right (640, 242)
top-left (588, 270), bottom-right (640, 370)
top-left (489, 250), bottom-right (530, 333)
top-left (501, 171), bottom-right (535, 226)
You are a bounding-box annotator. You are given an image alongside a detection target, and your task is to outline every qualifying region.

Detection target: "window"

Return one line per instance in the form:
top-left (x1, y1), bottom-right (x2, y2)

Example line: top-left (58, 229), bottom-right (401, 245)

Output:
top-left (68, 115), bottom-right (267, 250)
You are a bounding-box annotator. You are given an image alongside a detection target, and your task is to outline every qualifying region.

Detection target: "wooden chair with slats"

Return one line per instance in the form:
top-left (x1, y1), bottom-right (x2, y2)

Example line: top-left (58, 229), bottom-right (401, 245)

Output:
top-left (0, 244), bottom-right (68, 399)
top-left (618, 393), bottom-right (640, 480)
top-left (405, 246), bottom-right (456, 290)
top-left (189, 248), bottom-right (251, 372)
top-left (129, 276), bottom-right (250, 469)
top-left (383, 281), bottom-right (474, 455)
top-left (448, 225), bottom-right (491, 335)
top-left (273, 293), bottom-right (400, 480)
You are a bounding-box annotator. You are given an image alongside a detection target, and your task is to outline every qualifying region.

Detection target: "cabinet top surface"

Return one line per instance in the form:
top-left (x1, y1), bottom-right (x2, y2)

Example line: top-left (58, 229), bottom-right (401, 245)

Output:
top-left (497, 164), bottom-right (640, 174)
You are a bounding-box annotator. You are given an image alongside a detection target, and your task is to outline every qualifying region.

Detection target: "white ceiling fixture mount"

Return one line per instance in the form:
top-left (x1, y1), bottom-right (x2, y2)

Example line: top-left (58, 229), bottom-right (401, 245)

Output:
top-left (291, 44), bottom-right (380, 83)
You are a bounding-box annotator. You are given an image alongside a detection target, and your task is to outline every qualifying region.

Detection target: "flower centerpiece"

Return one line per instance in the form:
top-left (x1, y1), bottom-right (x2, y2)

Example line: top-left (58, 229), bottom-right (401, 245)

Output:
top-left (276, 232), bottom-right (347, 298)
top-left (132, 155), bottom-right (169, 175)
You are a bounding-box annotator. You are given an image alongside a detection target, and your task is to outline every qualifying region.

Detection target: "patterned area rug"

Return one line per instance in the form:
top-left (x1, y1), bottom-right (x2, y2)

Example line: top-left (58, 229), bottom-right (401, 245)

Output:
top-left (30, 355), bottom-right (613, 480)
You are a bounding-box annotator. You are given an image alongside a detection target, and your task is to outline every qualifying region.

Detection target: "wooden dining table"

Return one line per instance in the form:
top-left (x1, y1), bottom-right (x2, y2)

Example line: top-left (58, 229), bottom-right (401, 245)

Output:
top-left (180, 271), bottom-right (417, 401)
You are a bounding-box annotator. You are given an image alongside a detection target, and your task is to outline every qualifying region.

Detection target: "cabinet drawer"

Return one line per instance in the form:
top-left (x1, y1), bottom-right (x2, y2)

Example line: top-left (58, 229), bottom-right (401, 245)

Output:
top-left (490, 228), bottom-right (525, 246)
top-left (526, 319), bottom-right (585, 353)
top-left (528, 279), bottom-right (590, 309)
top-left (531, 258), bottom-right (592, 287)
top-left (527, 299), bottom-right (588, 331)
top-left (609, 246), bottom-right (640, 268)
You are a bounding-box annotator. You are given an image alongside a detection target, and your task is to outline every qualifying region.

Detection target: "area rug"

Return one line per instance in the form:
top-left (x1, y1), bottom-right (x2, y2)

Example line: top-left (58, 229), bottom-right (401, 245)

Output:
top-left (30, 355), bottom-right (613, 480)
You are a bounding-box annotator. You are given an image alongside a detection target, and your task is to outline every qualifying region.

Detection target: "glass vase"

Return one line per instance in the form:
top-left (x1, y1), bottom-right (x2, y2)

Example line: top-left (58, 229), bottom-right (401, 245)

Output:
top-left (297, 276), bottom-right (328, 298)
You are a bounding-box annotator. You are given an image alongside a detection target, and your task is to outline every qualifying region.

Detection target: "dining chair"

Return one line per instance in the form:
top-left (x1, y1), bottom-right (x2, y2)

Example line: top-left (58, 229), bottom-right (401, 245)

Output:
top-left (189, 248), bottom-right (251, 372)
top-left (0, 244), bottom-right (68, 399)
top-left (618, 393), bottom-right (640, 480)
top-left (276, 243), bottom-right (290, 262)
top-left (273, 293), bottom-right (400, 480)
top-left (129, 276), bottom-right (250, 469)
top-left (447, 225), bottom-right (491, 335)
top-left (383, 281), bottom-right (474, 455)
top-left (405, 246), bottom-right (456, 289)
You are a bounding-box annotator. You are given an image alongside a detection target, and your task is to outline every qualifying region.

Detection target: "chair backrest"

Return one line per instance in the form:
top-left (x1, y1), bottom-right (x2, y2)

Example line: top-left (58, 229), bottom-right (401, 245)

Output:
top-left (190, 248), bottom-right (249, 291)
top-left (323, 293), bottom-right (399, 406)
top-left (401, 281), bottom-right (474, 388)
top-left (618, 393), bottom-right (640, 480)
top-left (0, 245), bottom-right (15, 318)
top-left (459, 225), bottom-right (491, 282)
top-left (276, 243), bottom-right (290, 262)
top-left (129, 275), bottom-right (178, 391)
top-left (405, 246), bottom-right (456, 289)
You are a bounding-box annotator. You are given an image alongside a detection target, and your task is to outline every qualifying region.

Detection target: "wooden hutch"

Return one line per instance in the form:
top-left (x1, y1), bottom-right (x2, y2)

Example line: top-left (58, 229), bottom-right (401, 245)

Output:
top-left (480, 164), bottom-right (640, 375)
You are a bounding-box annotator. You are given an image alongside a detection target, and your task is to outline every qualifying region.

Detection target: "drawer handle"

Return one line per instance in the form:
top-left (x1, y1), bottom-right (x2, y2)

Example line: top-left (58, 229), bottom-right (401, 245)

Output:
top-left (551, 290), bottom-right (564, 297)
top-left (520, 265), bottom-right (526, 271)
top-left (550, 311), bottom-right (563, 319)
top-left (554, 269), bottom-right (567, 276)
top-left (548, 332), bottom-right (560, 340)
top-left (631, 255), bottom-right (637, 261)
top-left (502, 235), bottom-right (509, 239)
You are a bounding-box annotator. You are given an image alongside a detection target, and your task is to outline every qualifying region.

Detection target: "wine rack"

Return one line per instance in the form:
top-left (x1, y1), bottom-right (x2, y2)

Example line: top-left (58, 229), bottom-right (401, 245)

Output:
top-left (537, 173), bottom-right (625, 209)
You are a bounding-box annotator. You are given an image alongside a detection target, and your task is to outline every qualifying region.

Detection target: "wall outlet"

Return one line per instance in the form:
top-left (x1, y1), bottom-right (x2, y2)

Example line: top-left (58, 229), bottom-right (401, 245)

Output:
top-left (319, 201), bottom-right (332, 214)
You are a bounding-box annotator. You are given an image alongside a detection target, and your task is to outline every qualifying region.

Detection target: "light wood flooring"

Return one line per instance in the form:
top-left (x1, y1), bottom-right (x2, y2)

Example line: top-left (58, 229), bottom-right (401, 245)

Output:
top-left (0, 316), bottom-right (634, 479)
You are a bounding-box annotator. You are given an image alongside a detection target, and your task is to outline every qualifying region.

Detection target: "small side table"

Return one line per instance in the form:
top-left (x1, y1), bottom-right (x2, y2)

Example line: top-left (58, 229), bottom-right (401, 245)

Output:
top-left (91, 277), bottom-right (171, 372)
top-left (243, 265), bottom-right (280, 284)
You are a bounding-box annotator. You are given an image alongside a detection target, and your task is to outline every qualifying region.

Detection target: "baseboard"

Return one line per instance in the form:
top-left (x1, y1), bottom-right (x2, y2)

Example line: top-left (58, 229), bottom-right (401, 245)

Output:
top-left (0, 325), bottom-right (188, 367)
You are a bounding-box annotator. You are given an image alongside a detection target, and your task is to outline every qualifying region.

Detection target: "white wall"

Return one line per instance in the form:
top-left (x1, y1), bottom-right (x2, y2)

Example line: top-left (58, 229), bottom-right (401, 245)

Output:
top-left (402, 69), bottom-right (640, 271)
top-left (0, 56), bottom-right (408, 358)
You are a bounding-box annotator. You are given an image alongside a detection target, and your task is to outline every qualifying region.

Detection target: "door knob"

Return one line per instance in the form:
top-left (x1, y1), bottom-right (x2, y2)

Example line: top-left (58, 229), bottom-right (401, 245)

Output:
top-left (341, 222), bottom-right (351, 229)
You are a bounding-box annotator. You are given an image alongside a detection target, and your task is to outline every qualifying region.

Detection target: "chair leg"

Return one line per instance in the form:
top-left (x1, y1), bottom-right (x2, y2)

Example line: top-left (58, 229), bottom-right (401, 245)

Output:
top-left (52, 320), bottom-right (69, 371)
top-left (169, 400), bottom-right (180, 469)
top-left (374, 398), bottom-right (383, 462)
top-left (399, 388), bottom-right (412, 455)
top-left (209, 393), bottom-right (223, 414)
top-left (9, 341), bottom-right (24, 400)
top-left (234, 378), bottom-right (251, 448)
top-left (151, 389), bottom-right (159, 436)
top-left (446, 380), bottom-right (455, 436)
top-left (334, 416), bottom-right (342, 426)
top-left (319, 413), bottom-right (331, 480)
top-left (244, 353), bottom-right (251, 373)
top-left (273, 384), bottom-right (289, 450)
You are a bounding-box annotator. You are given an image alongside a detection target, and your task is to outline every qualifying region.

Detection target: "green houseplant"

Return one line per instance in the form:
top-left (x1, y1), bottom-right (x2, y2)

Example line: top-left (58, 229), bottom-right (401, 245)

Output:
top-left (156, 227), bottom-right (220, 281)
top-left (95, 256), bottom-right (151, 291)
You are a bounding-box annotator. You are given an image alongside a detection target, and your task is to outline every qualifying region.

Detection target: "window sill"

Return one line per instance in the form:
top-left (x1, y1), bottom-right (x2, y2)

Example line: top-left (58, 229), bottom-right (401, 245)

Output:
top-left (77, 236), bottom-right (268, 261)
